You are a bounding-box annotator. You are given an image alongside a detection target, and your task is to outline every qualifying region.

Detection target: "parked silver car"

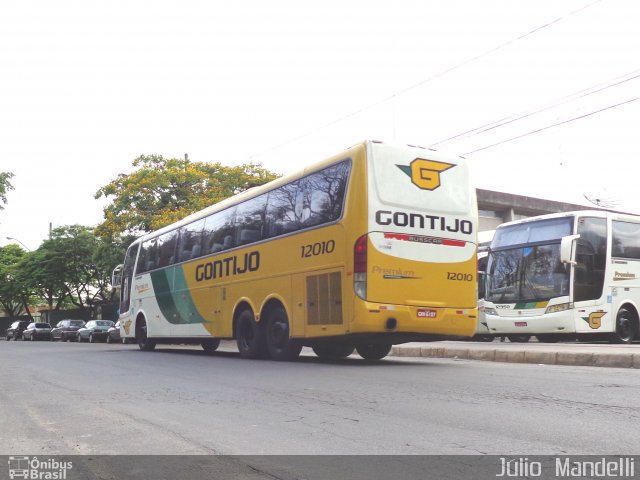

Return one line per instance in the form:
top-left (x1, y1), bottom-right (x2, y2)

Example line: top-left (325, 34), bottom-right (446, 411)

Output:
top-left (22, 323), bottom-right (52, 341)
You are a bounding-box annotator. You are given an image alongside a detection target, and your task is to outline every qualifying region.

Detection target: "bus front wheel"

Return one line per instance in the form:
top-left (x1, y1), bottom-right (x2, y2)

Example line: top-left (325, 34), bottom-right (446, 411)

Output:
top-left (202, 338), bottom-right (221, 353)
top-left (236, 309), bottom-right (265, 359)
top-left (136, 318), bottom-right (156, 351)
top-left (355, 342), bottom-right (392, 361)
top-left (507, 335), bottom-right (531, 343)
top-left (611, 307), bottom-right (638, 344)
top-left (265, 306), bottom-right (302, 361)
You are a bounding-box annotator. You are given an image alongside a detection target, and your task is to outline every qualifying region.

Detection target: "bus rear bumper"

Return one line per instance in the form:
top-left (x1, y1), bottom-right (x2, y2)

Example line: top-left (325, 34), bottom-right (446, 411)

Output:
top-left (351, 301), bottom-right (477, 339)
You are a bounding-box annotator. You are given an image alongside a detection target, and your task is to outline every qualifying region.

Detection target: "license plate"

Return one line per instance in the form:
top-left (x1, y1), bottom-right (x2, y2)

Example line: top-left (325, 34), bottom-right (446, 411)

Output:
top-left (417, 309), bottom-right (437, 318)
top-left (514, 321), bottom-right (527, 327)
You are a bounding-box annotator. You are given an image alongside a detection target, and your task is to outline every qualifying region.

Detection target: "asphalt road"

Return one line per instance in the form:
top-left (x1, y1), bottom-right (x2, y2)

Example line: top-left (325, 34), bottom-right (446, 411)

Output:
top-left (1, 340), bottom-right (640, 456)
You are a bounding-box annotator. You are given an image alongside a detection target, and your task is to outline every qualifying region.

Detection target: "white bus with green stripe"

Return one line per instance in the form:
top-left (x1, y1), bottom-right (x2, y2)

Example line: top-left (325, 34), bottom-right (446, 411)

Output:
top-left (483, 210), bottom-right (640, 343)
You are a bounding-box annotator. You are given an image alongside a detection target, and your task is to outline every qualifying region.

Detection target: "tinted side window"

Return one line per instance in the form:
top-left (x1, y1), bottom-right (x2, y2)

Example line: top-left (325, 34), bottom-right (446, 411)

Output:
top-left (266, 181), bottom-right (300, 238)
top-left (612, 221), bottom-right (640, 259)
top-left (157, 230), bottom-right (179, 268)
top-left (299, 160), bottom-right (351, 228)
top-left (202, 207), bottom-right (237, 254)
top-left (234, 194), bottom-right (267, 245)
top-left (137, 238), bottom-right (158, 273)
top-left (177, 218), bottom-right (206, 262)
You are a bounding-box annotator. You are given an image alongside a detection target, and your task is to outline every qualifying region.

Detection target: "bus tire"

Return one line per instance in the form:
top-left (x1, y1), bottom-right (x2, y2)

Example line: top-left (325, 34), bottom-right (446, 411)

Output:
top-left (355, 342), bottom-right (392, 360)
top-left (236, 309), bottom-right (265, 359)
top-left (201, 338), bottom-right (221, 353)
top-left (610, 307), bottom-right (638, 344)
top-left (265, 306), bottom-right (302, 361)
top-left (471, 335), bottom-right (494, 342)
top-left (136, 317), bottom-right (156, 351)
top-left (536, 334), bottom-right (565, 343)
top-left (312, 343), bottom-right (355, 360)
top-left (507, 335), bottom-right (531, 343)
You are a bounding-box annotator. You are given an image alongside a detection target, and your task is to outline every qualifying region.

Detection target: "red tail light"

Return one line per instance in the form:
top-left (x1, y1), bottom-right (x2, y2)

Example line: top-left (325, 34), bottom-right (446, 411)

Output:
top-left (354, 234), bottom-right (367, 299)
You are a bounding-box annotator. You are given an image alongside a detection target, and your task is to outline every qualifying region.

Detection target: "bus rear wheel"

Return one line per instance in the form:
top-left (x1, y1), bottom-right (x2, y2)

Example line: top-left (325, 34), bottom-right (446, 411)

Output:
top-left (611, 307), bottom-right (638, 344)
top-left (236, 309), bottom-right (265, 359)
top-left (265, 306), bottom-right (302, 361)
top-left (312, 342), bottom-right (355, 360)
top-left (201, 338), bottom-right (221, 352)
top-left (136, 318), bottom-right (156, 351)
top-left (355, 342), bottom-right (392, 360)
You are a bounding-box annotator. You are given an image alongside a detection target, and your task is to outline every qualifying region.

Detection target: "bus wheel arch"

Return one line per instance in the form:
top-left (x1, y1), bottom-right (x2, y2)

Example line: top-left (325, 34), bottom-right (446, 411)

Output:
top-left (234, 303), bottom-right (265, 359)
top-left (135, 313), bottom-right (156, 351)
top-left (611, 304), bottom-right (639, 344)
top-left (262, 299), bottom-right (302, 361)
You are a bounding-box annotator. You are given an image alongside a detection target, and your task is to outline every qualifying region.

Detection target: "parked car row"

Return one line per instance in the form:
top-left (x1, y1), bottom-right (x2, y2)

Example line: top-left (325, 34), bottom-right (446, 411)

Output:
top-left (4, 319), bottom-right (129, 344)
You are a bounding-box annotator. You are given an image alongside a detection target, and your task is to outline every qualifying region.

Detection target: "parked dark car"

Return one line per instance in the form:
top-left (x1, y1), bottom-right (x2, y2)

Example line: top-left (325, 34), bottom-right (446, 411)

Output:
top-left (106, 320), bottom-right (122, 343)
top-left (5, 320), bottom-right (29, 341)
top-left (51, 319), bottom-right (86, 342)
top-left (22, 323), bottom-right (52, 341)
top-left (77, 320), bottom-right (115, 343)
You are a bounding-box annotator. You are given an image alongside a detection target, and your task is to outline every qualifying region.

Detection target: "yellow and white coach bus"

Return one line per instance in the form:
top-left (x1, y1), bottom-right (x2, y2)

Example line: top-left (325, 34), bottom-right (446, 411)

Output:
top-left (115, 140), bottom-right (478, 360)
top-left (483, 210), bottom-right (640, 343)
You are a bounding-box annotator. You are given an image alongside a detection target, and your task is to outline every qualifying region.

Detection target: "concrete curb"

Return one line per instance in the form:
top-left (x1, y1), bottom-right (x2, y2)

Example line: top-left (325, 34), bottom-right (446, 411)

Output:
top-left (390, 344), bottom-right (640, 369)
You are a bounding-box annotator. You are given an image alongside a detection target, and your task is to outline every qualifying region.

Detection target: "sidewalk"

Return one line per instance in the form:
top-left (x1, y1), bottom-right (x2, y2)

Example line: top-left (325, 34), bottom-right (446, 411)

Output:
top-left (390, 340), bottom-right (640, 368)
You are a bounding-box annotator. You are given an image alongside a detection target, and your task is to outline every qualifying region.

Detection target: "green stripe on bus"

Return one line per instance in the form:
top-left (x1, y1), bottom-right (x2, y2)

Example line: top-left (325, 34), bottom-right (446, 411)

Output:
top-left (150, 268), bottom-right (207, 325)
top-left (514, 301), bottom-right (548, 309)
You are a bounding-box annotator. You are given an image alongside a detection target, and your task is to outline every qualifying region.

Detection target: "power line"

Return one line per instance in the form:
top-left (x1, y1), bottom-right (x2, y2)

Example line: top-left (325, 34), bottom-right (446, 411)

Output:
top-left (463, 96), bottom-right (639, 155)
top-left (430, 69), bottom-right (640, 147)
top-left (248, 0), bottom-right (603, 160)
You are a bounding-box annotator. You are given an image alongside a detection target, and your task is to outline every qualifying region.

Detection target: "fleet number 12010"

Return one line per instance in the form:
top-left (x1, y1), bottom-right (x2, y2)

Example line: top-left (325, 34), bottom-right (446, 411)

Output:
top-left (301, 240), bottom-right (335, 258)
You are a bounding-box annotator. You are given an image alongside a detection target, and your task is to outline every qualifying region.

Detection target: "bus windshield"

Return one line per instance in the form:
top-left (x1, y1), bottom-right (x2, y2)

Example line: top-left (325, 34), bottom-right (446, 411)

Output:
top-left (487, 244), bottom-right (569, 303)
top-left (487, 216), bottom-right (573, 303)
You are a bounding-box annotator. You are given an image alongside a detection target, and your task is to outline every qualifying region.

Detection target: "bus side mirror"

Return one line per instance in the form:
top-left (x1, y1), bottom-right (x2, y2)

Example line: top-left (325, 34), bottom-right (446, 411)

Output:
top-left (560, 234), bottom-right (580, 265)
top-left (111, 264), bottom-right (123, 287)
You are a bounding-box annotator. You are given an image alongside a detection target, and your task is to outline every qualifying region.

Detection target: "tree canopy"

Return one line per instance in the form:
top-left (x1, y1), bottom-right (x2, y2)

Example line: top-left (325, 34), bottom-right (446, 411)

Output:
top-left (94, 155), bottom-right (281, 238)
top-left (1, 226), bottom-right (131, 317)
top-left (0, 244), bottom-right (30, 319)
top-left (0, 171), bottom-right (14, 210)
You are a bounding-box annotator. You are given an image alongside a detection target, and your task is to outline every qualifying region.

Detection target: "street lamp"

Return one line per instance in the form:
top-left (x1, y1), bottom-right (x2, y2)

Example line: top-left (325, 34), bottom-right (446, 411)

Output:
top-left (6, 237), bottom-right (31, 251)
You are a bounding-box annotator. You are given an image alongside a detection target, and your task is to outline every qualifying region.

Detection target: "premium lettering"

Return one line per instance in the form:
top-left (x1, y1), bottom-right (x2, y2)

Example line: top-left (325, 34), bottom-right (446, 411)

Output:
top-left (375, 210), bottom-right (473, 235)
top-left (195, 251), bottom-right (260, 282)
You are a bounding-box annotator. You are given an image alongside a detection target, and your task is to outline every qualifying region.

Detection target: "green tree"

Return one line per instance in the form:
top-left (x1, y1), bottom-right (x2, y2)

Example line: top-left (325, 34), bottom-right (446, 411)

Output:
top-left (0, 172), bottom-right (14, 209)
top-left (18, 242), bottom-right (70, 311)
top-left (94, 154), bottom-right (281, 238)
top-left (0, 244), bottom-right (31, 319)
top-left (16, 226), bottom-right (130, 312)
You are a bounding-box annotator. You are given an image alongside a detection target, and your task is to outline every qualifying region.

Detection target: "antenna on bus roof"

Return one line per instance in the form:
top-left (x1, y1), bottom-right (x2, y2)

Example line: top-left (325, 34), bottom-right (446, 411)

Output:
top-left (583, 193), bottom-right (619, 209)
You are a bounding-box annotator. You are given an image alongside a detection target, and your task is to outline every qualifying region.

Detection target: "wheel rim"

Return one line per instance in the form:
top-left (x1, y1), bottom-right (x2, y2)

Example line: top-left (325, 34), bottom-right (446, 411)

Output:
top-left (238, 319), bottom-right (254, 350)
top-left (269, 319), bottom-right (289, 351)
top-left (617, 314), bottom-right (634, 342)
top-left (138, 322), bottom-right (149, 347)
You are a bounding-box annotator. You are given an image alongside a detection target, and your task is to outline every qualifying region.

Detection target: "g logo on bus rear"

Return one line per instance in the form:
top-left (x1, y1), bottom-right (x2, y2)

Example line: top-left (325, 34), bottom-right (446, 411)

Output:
top-left (396, 158), bottom-right (455, 191)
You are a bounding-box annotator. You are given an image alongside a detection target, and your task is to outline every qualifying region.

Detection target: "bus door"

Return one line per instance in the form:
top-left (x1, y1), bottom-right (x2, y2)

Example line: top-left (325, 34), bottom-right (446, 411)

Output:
top-left (572, 217), bottom-right (608, 333)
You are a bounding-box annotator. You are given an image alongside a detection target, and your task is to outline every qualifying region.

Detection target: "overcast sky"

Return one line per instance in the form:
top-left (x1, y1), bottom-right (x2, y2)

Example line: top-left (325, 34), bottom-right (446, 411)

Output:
top-left (1, 0), bottom-right (638, 250)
